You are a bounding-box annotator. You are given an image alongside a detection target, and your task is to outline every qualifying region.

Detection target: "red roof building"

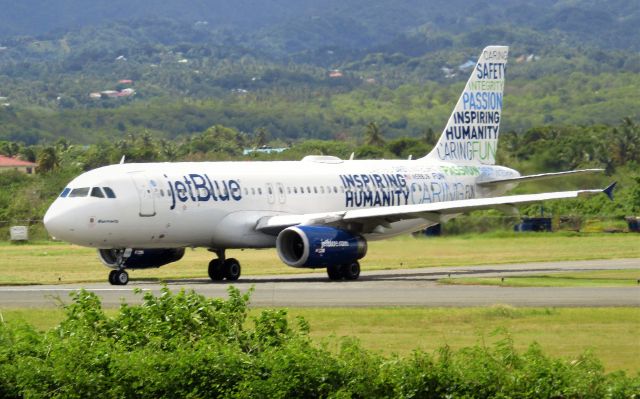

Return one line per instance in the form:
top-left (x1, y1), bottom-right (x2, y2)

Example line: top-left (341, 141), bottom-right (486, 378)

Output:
top-left (0, 155), bottom-right (37, 174)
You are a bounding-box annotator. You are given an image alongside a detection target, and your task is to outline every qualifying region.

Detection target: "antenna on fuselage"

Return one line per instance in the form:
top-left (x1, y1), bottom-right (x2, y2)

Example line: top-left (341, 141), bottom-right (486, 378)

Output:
top-left (119, 155), bottom-right (126, 164)
top-left (408, 155), bottom-right (413, 160)
top-left (349, 152), bottom-right (354, 160)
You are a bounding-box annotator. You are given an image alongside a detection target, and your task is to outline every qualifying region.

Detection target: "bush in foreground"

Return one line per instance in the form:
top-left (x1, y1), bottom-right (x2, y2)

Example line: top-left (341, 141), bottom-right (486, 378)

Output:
top-left (0, 287), bottom-right (637, 398)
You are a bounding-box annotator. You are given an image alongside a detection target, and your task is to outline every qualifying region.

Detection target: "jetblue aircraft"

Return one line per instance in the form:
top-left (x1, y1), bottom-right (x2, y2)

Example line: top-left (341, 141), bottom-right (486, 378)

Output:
top-left (44, 46), bottom-right (613, 285)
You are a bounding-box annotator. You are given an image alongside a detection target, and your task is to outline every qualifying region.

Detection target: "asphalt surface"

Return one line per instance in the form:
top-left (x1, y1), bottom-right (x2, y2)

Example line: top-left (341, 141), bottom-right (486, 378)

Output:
top-left (0, 258), bottom-right (638, 308)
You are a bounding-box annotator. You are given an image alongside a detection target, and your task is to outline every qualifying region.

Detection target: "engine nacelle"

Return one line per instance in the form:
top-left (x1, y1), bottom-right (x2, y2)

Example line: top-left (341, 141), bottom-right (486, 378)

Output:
top-left (98, 248), bottom-right (185, 269)
top-left (276, 226), bottom-right (367, 268)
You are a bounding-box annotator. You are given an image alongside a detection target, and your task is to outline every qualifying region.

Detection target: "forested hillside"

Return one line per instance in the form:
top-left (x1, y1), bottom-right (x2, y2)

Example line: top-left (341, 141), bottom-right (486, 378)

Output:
top-left (0, 1), bottom-right (639, 144)
top-left (0, 0), bottom-right (639, 233)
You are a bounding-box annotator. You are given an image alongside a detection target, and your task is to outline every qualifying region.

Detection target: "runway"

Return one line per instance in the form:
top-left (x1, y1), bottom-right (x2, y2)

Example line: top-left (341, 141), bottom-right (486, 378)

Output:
top-left (0, 258), bottom-right (638, 308)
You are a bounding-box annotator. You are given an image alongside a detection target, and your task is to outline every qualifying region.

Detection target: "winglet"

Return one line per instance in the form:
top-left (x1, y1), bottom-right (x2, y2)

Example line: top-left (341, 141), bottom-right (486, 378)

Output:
top-left (603, 182), bottom-right (617, 201)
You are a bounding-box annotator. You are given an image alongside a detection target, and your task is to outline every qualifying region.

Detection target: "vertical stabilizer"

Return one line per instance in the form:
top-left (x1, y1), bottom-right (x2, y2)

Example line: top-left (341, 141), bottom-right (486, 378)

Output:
top-left (422, 45), bottom-right (508, 165)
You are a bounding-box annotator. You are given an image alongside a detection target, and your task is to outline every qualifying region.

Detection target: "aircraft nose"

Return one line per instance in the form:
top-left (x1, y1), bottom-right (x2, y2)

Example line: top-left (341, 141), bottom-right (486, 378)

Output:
top-left (43, 203), bottom-right (70, 240)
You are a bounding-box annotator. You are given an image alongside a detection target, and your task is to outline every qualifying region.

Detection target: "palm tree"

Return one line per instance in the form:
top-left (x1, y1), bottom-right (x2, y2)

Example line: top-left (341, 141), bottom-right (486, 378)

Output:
top-left (364, 122), bottom-right (385, 147)
top-left (610, 117), bottom-right (639, 166)
top-left (254, 127), bottom-right (269, 147)
top-left (37, 146), bottom-right (59, 173)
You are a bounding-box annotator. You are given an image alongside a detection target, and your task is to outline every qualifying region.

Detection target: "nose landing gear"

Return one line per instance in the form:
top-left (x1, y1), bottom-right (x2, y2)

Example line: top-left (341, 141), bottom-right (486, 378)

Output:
top-left (100, 248), bottom-right (132, 285)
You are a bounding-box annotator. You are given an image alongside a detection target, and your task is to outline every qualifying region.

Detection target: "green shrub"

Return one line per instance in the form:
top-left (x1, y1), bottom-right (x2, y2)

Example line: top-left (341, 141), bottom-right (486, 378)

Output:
top-left (0, 287), bottom-right (637, 398)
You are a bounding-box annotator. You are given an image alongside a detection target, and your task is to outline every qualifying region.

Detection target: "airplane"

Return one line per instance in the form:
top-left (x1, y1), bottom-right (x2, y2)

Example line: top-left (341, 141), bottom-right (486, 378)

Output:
top-left (43, 45), bottom-right (614, 285)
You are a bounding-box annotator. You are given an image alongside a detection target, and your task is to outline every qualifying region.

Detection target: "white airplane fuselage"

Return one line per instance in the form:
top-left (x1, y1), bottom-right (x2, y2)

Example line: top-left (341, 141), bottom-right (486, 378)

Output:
top-left (44, 158), bottom-right (519, 250)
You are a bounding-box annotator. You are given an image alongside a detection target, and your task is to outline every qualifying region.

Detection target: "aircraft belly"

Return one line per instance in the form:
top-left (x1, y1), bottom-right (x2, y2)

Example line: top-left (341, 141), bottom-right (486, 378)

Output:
top-left (211, 210), bottom-right (278, 248)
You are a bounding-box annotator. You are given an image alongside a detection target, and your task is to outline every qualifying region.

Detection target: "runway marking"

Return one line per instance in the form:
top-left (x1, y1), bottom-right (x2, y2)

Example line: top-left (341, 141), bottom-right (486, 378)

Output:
top-left (0, 288), bottom-right (149, 292)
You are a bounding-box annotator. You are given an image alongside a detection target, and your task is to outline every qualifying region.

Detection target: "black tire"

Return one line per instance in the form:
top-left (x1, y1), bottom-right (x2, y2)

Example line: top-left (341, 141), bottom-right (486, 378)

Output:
top-left (223, 258), bottom-right (241, 281)
top-left (342, 262), bottom-right (360, 280)
top-left (327, 264), bottom-right (343, 281)
top-left (115, 270), bottom-right (129, 285)
top-left (208, 259), bottom-right (225, 281)
top-left (108, 270), bottom-right (118, 285)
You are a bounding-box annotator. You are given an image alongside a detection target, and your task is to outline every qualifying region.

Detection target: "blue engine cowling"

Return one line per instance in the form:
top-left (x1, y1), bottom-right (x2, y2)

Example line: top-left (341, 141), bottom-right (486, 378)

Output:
top-left (276, 226), bottom-right (367, 268)
top-left (98, 248), bottom-right (185, 269)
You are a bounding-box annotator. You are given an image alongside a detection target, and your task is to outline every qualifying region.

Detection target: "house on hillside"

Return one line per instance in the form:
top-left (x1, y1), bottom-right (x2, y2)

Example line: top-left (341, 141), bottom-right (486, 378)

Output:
top-left (0, 155), bottom-right (37, 174)
top-left (243, 146), bottom-right (288, 155)
top-left (458, 60), bottom-right (476, 71)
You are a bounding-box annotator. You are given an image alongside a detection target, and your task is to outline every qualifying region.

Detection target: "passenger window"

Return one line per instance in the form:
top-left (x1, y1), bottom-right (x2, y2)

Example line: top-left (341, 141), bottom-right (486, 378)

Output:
top-left (251, 188), bottom-right (255, 195)
top-left (59, 188), bottom-right (71, 198)
top-left (268, 186), bottom-right (273, 195)
top-left (258, 188), bottom-right (262, 195)
top-left (294, 187), bottom-right (298, 194)
top-left (320, 186), bottom-right (324, 194)
top-left (278, 186), bottom-right (284, 195)
top-left (102, 187), bottom-right (116, 198)
top-left (69, 187), bottom-right (90, 197)
top-left (287, 187), bottom-right (291, 194)
top-left (307, 187), bottom-right (311, 193)
top-left (313, 187), bottom-right (317, 194)
top-left (90, 187), bottom-right (105, 198)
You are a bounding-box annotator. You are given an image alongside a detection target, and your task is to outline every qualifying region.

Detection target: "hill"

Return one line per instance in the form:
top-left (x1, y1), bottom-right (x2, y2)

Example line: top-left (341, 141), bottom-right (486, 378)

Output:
top-left (0, 1), bottom-right (639, 145)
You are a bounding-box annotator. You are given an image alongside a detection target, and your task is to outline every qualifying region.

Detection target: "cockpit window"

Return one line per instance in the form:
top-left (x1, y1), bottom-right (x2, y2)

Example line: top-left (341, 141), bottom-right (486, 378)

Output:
top-left (69, 187), bottom-right (90, 197)
top-left (59, 188), bottom-right (71, 198)
top-left (103, 187), bottom-right (116, 198)
top-left (91, 187), bottom-right (105, 198)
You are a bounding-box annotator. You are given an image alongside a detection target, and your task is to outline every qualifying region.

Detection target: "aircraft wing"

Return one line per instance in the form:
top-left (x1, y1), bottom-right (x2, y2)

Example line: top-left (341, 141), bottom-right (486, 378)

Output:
top-left (255, 184), bottom-right (615, 235)
top-left (477, 168), bottom-right (604, 187)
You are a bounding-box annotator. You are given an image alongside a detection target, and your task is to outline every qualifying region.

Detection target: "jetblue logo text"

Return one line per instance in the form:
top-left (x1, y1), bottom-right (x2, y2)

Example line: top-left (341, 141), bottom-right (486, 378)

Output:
top-left (168, 174), bottom-right (241, 210)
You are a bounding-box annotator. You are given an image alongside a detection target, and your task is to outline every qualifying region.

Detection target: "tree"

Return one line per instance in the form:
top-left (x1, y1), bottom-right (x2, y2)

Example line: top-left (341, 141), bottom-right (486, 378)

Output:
top-left (610, 117), bottom-right (639, 166)
top-left (254, 127), bottom-right (269, 147)
top-left (37, 146), bottom-right (59, 173)
top-left (364, 122), bottom-right (385, 147)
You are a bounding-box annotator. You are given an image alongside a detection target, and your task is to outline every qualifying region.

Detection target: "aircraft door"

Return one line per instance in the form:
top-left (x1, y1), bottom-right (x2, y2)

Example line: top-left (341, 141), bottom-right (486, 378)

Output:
top-left (130, 172), bottom-right (157, 217)
top-left (266, 183), bottom-right (275, 204)
top-left (276, 183), bottom-right (286, 204)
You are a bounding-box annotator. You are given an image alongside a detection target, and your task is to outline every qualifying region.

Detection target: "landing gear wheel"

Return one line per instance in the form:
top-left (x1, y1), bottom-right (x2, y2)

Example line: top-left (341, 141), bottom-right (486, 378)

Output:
top-left (342, 262), bottom-right (360, 280)
top-left (208, 259), bottom-right (225, 281)
top-left (110, 270), bottom-right (129, 285)
top-left (223, 258), bottom-right (241, 281)
top-left (108, 270), bottom-right (118, 285)
top-left (327, 264), bottom-right (343, 281)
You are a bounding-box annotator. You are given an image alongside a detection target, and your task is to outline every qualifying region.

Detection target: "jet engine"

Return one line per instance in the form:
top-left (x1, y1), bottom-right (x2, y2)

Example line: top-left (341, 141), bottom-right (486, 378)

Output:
top-left (276, 226), bottom-right (367, 268)
top-left (98, 248), bottom-right (185, 269)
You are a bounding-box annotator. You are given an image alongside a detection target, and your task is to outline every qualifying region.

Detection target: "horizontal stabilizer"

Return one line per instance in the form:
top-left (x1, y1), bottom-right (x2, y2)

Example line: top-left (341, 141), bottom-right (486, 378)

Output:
top-left (603, 181), bottom-right (617, 201)
top-left (477, 169), bottom-right (604, 187)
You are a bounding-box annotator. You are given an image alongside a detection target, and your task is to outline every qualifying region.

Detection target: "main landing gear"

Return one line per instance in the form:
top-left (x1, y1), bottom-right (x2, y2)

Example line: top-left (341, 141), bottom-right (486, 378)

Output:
top-left (326, 261), bottom-right (361, 281)
top-left (208, 249), bottom-right (241, 282)
top-left (108, 269), bottom-right (129, 285)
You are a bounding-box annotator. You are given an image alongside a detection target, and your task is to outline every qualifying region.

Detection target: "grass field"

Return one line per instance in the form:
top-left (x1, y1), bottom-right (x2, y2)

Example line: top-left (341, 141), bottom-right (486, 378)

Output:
top-left (1, 306), bottom-right (638, 374)
top-left (0, 232), bottom-right (639, 285)
top-left (441, 269), bottom-right (640, 287)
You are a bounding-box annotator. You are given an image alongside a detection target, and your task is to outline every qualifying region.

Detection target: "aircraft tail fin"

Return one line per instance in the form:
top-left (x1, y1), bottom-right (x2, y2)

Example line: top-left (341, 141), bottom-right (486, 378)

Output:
top-left (421, 45), bottom-right (508, 165)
